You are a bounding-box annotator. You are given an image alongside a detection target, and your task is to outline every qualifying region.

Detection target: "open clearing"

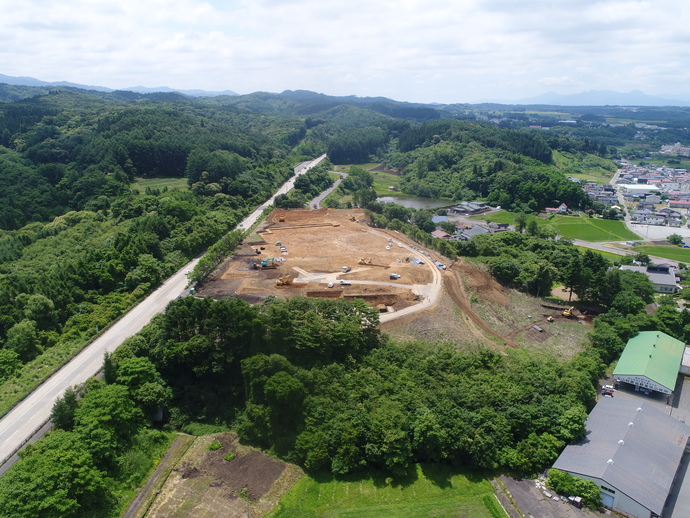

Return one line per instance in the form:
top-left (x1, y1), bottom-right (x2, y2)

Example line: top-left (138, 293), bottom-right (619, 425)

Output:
top-left (199, 209), bottom-right (437, 318)
top-left (632, 245), bottom-right (690, 263)
top-left (269, 464), bottom-right (507, 518)
top-left (143, 433), bottom-right (304, 518)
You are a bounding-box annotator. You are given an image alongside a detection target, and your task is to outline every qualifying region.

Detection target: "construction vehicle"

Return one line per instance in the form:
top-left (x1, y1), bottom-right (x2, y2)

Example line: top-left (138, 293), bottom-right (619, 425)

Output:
top-left (390, 273), bottom-right (400, 280)
top-left (547, 316), bottom-right (554, 322)
top-left (276, 275), bottom-right (293, 286)
top-left (349, 215), bottom-right (356, 222)
top-left (563, 306), bottom-right (575, 318)
top-left (261, 258), bottom-right (277, 269)
top-left (278, 214), bottom-right (286, 222)
top-left (358, 258), bottom-right (370, 265)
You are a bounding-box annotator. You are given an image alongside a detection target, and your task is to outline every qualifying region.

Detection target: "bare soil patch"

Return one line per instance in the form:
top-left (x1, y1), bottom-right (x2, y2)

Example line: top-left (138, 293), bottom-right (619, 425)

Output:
top-left (145, 433), bottom-right (297, 518)
top-left (198, 209), bottom-right (431, 315)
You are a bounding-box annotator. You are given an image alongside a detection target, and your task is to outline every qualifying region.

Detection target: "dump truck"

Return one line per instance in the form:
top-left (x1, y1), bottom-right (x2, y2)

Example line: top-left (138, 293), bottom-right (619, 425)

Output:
top-left (276, 275), bottom-right (293, 286)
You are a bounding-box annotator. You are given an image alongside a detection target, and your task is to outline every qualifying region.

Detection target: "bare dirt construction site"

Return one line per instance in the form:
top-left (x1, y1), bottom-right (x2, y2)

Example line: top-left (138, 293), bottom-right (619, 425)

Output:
top-left (198, 208), bottom-right (589, 353)
top-left (199, 208), bottom-right (434, 314)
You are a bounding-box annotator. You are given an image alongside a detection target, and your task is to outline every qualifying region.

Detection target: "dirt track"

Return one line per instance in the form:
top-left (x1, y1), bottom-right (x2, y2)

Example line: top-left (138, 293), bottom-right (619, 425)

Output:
top-left (443, 261), bottom-right (516, 349)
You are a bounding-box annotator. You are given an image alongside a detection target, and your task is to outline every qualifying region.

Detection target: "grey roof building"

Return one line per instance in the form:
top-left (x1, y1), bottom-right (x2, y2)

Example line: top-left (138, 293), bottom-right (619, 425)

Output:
top-left (553, 398), bottom-right (690, 518)
top-left (619, 264), bottom-right (679, 294)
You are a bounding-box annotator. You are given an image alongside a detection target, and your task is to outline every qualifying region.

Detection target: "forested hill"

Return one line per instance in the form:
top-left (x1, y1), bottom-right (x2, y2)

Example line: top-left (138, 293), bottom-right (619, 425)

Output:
top-left (0, 89), bottom-right (317, 393)
top-left (385, 120), bottom-right (614, 211)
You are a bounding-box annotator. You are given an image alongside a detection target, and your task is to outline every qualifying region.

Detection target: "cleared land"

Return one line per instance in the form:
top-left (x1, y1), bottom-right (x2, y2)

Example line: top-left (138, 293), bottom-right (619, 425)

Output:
top-left (143, 433), bottom-right (304, 518)
top-left (198, 209), bottom-right (435, 316)
top-left (132, 177), bottom-right (189, 191)
top-left (269, 464), bottom-right (507, 518)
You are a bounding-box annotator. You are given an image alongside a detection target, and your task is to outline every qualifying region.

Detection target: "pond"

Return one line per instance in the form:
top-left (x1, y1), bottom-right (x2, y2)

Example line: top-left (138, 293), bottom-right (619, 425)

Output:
top-left (376, 196), bottom-right (453, 210)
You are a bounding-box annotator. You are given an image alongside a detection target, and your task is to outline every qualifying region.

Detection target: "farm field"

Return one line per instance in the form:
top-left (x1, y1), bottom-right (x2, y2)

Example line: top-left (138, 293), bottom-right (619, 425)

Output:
top-left (633, 245), bottom-right (690, 263)
top-left (269, 464), bottom-right (507, 518)
top-left (132, 177), bottom-right (189, 191)
top-left (552, 215), bottom-right (639, 241)
top-left (140, 433), bottom-right (304, 518)
top-left (473, 211), bottom-right (639, 242)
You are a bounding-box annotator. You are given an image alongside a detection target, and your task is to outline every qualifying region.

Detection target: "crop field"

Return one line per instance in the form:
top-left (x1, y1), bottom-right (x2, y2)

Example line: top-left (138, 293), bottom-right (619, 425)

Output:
top-left (473, 211), bottom-right (639, 242)
top-left (633, 245), bottom-right (690, 263)
top-left (551, 215), bottom-right (640, 241)
top-left (132, 177), bottom-right (189, 191)
top-left (269, 464), bottom-right (507, 518)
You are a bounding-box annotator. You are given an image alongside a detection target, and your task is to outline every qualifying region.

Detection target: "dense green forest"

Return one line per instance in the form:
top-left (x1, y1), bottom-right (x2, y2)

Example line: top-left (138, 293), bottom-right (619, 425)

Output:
top-left (385, 120), bottom-right (599, 211)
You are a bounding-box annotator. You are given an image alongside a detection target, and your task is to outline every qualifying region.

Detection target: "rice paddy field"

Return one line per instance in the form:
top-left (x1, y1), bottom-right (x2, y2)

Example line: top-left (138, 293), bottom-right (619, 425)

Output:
top-left (268, 464), bottom-right (507, 518)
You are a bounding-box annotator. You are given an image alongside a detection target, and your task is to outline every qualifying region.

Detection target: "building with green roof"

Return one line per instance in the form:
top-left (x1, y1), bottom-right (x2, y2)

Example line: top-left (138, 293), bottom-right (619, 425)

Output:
top-left (613, 331), bottom-right (685, 394)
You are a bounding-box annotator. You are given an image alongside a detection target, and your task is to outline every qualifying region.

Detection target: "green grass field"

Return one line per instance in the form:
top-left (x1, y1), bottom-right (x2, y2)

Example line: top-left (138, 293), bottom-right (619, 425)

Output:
top-left (473, 211), bottom-right (639, 242)
top-left (551, 215), bottom-right (640, 241)
top-left (371, 170), bottom-right (406, 196)
top-left (269, 464), bottom-right (507, 518)
top-left (633, 246), bottom-right (690, 263)
top-left (132, 177), bottom-right (189, 191)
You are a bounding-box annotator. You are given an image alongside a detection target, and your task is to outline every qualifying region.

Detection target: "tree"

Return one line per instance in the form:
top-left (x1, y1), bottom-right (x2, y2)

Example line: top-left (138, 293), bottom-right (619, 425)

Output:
top-left (515, 212), bottom-right (527, 233)
top-left (0, 430), bottom-right (110, 518)
top-left (51, 386), bottom-right (80, 431)
top-left (5, 319), bottom-right (41, 362)
top-left (668, 233), bottom-right (684, 246)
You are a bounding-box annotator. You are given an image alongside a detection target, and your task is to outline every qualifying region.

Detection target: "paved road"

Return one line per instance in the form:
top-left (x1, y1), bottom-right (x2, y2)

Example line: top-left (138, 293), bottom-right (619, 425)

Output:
top-left (0, 153), bottom-right (328, 470)
top-left (310, 172), bottom-right (346, 209)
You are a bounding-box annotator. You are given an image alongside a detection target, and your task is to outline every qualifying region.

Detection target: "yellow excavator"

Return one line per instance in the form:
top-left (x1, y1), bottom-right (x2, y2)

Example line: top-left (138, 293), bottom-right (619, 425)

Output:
top-left (563, 306), bottom-right (575, 318)
top-left (358, 258), bottom-right (371, 265)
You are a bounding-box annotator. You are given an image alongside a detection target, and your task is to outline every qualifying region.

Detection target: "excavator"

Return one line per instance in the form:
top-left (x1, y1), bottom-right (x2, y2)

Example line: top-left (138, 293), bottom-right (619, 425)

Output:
top-left (563, 306), bottom-right (575, 318)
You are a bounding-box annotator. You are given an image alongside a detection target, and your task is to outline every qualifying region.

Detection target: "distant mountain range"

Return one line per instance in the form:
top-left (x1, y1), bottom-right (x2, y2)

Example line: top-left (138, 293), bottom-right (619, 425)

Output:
top-left (2, 73), bottom-right (690, 107)
top-left (0, 73), bottom-right (238, 97)
top-left (513, 89), bottom-right (690, 107)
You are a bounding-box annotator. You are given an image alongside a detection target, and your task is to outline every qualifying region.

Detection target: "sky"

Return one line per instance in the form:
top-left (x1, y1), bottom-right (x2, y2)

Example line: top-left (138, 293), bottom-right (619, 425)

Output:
top-left (1, 0), bottom-right (690, 104)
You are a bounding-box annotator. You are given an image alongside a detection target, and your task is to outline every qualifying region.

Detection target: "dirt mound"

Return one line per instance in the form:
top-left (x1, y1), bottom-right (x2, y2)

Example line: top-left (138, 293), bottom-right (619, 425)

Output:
top-left (455, 260), bottom-right (507, 306)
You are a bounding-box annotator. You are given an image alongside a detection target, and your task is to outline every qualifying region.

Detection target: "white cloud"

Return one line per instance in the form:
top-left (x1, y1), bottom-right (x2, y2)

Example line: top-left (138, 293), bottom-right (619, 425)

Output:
top-left (0, 0), bottom-right (689, 102)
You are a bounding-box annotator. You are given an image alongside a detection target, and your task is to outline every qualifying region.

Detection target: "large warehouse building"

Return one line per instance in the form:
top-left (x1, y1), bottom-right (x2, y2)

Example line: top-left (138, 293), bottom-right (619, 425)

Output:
top-left (613, 331), bottom-right (685, 395)
top-left (553, 398), bottom-right (690, 518)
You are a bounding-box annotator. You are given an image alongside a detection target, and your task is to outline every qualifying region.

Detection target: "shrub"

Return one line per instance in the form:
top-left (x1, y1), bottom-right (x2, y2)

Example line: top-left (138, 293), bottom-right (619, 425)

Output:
top-left (546, 468), bottom-right (601, 509)
top-left (224, 451), bottom-right (236, 462)
top-left (208, 440), bottom-right (222, 451)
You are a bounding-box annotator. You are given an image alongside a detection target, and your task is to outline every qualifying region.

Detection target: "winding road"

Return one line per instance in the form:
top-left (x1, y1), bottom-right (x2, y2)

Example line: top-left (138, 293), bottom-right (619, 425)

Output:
top-left (0, 154), bottom-right (327, 472)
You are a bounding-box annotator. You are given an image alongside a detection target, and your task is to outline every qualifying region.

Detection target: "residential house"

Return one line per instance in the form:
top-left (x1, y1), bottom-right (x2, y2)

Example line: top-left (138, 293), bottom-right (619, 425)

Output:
top-left (619, 264), bottom-right (679, 293)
